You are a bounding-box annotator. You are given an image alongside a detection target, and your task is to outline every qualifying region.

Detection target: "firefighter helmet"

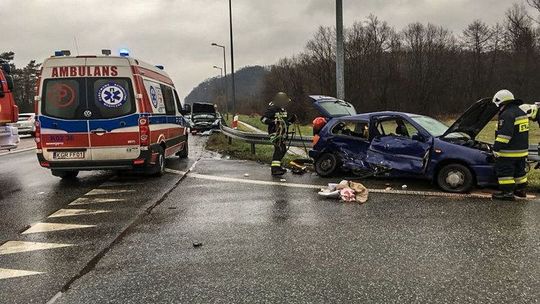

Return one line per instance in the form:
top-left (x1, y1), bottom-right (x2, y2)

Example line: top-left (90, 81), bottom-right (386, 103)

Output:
top-left (519, 103), bottom-right (539, 120)
top-left (492, 90), bottom-right (515, 107)
top-left (273, 92), bottom-right (291, 106)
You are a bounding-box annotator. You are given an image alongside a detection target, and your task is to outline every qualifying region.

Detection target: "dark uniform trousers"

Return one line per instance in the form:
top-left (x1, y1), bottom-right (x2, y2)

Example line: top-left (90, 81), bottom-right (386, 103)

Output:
top-left (495, 157), bottom-right (527, 192)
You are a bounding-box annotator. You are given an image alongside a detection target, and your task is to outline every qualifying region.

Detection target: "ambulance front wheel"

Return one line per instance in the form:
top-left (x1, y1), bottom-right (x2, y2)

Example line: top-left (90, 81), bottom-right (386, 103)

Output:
top-left (52, 170), bottom-right (79, 179)
top-left (177, 139), bottom-right (189, 159)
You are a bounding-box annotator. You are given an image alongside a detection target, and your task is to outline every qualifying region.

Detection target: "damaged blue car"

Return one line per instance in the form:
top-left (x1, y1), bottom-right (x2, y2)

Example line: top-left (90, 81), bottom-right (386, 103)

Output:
top-left (309, 95), bottom-right (500, 193)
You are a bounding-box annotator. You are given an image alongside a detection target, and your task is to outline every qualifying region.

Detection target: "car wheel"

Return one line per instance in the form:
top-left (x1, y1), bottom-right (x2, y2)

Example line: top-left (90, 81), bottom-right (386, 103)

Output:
top-left (437, 163), bottom-right (474, 193)
top-left (151, 146), bottom-right (166, 177)
top-left (315, 153), bottom-right (338, 177)
top-left (177, 139), bottom-right (189, 159)
top-left (52, 170), bottom-right (79, 179)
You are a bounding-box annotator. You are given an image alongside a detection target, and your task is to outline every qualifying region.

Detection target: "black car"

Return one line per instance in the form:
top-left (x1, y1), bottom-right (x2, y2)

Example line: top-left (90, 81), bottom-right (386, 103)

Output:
top-left (190, 102), bottom-right (221, 133)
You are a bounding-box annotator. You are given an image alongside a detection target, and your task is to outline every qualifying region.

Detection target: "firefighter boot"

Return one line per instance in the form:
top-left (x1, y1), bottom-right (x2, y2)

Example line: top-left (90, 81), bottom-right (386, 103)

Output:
top-left (492, 191), bottom-right (516, 201)
top-left (514, 189), bottom-right (527, 198)
top-left (271, 166), bottom-right (287, 176)
top-left (271, 161), bottom-right (287, 176)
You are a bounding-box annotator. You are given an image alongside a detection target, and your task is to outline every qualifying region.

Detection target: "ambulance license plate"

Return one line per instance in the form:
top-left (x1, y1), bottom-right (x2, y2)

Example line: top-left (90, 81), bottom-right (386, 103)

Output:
top-left (53, 151), bottom-right (85, 160)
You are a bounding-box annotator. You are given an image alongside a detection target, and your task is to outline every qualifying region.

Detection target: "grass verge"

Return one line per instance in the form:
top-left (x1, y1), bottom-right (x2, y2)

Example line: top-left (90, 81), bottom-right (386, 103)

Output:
top-left (224, 113), bottom-right (313, 136)
top-left (206, 132), bottom-right (295, 164)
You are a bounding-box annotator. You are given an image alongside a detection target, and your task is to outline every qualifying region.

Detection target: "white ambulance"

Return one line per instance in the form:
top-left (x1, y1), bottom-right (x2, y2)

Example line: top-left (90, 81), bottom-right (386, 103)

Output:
top-left (35, 51), bottom-right (189, 178)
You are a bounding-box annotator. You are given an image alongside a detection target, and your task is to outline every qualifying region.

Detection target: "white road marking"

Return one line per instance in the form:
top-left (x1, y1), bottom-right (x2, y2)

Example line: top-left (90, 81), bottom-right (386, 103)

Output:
top-left (167, 169), bottom-right (499, 199)
top-left (0, 147), bottom-right (36, 157)
top-left (190, 172), bottom-right (322, 189)
top-left (22, 223), bottom-right (96, 234)
top-left (100, 181), bottom-right (146, 187)
top-left (0, 241), bottom-right (73, 255)
top-left (69, 197), bottom-right (126, 206)
top-left (48, 209), bottom-right (110, 218)
top-left (85, 189), bottom-right (134, 196)
top-left (0, 268), bottom-right (43, 280)
top-left (164, 168), bottom-right (187, 175)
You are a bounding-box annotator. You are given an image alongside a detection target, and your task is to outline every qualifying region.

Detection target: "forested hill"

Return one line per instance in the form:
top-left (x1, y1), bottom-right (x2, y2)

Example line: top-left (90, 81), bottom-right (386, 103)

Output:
top-left (185, 65), bottom-right (268, 113)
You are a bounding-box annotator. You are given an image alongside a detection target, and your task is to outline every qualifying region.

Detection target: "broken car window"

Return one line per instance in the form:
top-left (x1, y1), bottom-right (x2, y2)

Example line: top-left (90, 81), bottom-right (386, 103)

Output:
top-left (332, 121), bottom-right (369, 139)
top-left (377, 118), bottom-right (419, 138)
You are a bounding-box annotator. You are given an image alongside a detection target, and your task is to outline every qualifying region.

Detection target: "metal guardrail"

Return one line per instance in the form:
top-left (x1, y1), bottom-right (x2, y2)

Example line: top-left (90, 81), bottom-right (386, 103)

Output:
top-left (220, 125), bottom-right (313, 154)
top-left (528, 144), bottom-right (539, 162)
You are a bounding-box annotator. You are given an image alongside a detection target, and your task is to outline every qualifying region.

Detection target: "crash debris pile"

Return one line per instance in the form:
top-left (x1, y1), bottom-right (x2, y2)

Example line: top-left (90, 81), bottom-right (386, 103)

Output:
top-left (318, 180), bottom-right (368, 203)
top-left (289, 159), bottom-right (313, 175)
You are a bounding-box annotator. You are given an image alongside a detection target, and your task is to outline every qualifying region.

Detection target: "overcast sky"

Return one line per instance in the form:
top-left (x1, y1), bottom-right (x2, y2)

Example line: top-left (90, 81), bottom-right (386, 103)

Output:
top-left (0, 0), bottom-right (535, 99)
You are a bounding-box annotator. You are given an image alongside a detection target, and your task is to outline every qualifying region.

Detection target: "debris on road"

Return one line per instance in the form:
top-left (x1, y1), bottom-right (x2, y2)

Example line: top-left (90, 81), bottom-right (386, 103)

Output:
top-left (402, 185), bottom-right (408, 190)
top-left (244, 173), bottom-right (250, 177)
top-left (318, 180), bottom-right (368, 203)
top-left (193, 242), bottom-right (203, 248)
top-left (280, 179), bottom-right (287, 182)
top-left (289, 159), bottom-right (314, 175)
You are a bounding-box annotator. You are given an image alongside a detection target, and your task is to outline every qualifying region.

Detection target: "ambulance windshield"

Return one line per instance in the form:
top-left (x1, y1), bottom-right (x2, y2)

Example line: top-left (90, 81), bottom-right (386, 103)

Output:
top-left (42, 78), bottom-right (135, 120)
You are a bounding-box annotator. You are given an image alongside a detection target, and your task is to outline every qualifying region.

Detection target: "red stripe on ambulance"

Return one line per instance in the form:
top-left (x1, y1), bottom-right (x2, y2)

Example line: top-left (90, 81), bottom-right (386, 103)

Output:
top-left (90, 132), bottom-right (141, 147)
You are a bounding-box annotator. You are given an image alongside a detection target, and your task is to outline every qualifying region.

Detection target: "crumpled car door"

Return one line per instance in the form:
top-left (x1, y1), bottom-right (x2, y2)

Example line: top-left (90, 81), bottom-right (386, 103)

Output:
top-left (366, 135), bottom-right (432, 174)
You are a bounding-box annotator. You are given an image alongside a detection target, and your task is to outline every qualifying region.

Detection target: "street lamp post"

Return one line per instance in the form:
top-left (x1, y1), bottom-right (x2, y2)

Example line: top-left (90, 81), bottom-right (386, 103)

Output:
top-left (213, 65), bottom-right (227, 115)
top-left (211, 43), bottom-right (229, 119)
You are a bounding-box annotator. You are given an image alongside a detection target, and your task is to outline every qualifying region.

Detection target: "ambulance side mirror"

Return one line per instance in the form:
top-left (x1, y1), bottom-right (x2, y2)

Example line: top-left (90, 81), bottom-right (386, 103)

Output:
top-left (181, 104), bottom-right (191, 116)
top-left (5, 75), bottom-right (14, 91)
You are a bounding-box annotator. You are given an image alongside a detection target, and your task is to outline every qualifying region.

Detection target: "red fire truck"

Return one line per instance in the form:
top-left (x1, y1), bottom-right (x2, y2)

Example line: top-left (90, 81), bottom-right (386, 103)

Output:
top-left (0, 62), bottom-right (19, 150)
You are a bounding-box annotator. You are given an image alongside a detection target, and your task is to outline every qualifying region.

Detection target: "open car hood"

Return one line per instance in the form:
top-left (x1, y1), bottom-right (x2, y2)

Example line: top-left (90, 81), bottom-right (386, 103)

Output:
top-left (192, 103), bottom-right (216, 115)
top-left (441, 98), bottom-right (498, 139)
top-left (309, 95), bottom-right (356, 118)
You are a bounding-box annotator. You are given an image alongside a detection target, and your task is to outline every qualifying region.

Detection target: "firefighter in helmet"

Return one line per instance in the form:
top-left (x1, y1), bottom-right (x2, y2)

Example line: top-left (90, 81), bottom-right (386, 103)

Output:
top-left (492, 89), bottom-right (530, 201)
top-left (261, 92), bottom-right (296, 176)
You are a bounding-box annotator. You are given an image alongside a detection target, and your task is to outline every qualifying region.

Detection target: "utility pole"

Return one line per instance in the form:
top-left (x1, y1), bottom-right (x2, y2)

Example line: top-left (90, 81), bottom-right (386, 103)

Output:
top-left (229, 0), bottom-right (237, 115)
top-left (336, 0), bottom-right (345, 100)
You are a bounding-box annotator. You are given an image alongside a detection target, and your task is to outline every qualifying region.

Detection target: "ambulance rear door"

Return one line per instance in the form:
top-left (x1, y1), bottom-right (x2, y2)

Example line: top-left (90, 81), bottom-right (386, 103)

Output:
top-left (39, 57), bottom-right (92, 162)
top-left (85, 57), bottom-right (140, 161)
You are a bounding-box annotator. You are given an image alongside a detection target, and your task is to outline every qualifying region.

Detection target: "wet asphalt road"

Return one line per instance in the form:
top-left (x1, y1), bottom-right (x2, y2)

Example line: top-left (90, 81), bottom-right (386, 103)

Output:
top-left (0, 136), bottom-right (539, 303)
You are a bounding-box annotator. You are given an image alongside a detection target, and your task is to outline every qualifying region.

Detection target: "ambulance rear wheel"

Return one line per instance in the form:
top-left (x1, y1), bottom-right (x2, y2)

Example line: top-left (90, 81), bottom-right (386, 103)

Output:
top-left (52, 170), bottom-right (79, 179)
top-left (315, 153), bottom-right (338, 177)
top-left (152, 146), bottom-right (166, 177)
top-left (177, 139), bottom-right (189, 159)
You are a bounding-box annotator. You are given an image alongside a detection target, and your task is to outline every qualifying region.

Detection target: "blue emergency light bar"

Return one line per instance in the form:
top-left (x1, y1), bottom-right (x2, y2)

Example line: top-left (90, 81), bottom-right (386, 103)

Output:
top-left (119, 48), bottom-right (130, 57)
top-left (54, 50), bottom-right (71, 57)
